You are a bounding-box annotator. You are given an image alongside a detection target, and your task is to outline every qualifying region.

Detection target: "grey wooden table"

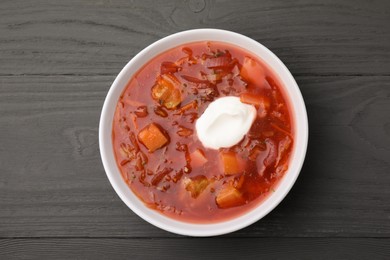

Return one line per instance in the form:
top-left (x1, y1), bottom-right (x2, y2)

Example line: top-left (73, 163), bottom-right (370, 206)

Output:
top-left (1, 0), bottom-right (389, 259)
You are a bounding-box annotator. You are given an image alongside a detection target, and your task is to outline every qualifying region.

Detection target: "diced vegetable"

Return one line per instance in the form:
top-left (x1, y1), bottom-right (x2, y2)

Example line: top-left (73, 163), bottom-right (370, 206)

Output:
top-left (240, 56), bottom-right (265, 88)
top-left (190, 149), bottom-right (207, 168)
top-left (138, 123), bottom-right (169, 152)
top-left (240, 93), bottom-right (270, 110)
top-left (216, 185), bottom-right (245, 209)
top-left (151, 74), bottom-right (182, 109)
top-left (220, 151), bottom-right (241, 175)
top-left (184, 175), bottom-right (209, 198)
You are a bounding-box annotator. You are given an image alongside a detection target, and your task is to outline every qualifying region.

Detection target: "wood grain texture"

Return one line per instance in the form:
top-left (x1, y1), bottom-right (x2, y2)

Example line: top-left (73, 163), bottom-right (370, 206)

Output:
top-left (0, 75), bottom-right (389, 238)
top-left (0, 238), bottom-right (389, 259)
top-left (1, 0), bottom-right (390, 258)
top-left (0, 0), bottom-right (389, 76)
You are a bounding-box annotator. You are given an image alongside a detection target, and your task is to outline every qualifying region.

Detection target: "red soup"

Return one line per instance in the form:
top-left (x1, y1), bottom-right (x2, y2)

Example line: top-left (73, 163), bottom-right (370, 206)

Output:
top-left (112, 41), bottom-right (294, 223)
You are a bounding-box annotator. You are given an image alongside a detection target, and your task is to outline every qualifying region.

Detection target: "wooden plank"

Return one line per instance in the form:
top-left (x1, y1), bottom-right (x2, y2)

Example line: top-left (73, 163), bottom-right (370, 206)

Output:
top-left (0, 238), bottom-right (389, 259)
top-left (0, 75), bottom-right (389, 238)
top-left (0, 0), bottom-right (389, 76)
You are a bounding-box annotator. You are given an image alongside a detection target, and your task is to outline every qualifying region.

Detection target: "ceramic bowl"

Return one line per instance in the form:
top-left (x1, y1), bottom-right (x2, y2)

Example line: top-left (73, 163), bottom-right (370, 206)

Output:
top-left (99, 29), bottom-right (308, 236)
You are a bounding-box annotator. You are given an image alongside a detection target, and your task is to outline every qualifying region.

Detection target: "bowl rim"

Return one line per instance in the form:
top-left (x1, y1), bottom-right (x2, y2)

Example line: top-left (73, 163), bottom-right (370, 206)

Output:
top-left (99, 28), bottom-right (308, 237)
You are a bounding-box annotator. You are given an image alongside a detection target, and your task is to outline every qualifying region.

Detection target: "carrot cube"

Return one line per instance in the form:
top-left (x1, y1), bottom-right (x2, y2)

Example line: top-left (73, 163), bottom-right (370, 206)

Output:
top-left (137, 123), bottom-right (169, 152)
top-left (216, 185), bottom-right (245, 209)
top-left (190, 149), bottom-right (208, 168)
top-left (220, 151), bottom-right (241, 175)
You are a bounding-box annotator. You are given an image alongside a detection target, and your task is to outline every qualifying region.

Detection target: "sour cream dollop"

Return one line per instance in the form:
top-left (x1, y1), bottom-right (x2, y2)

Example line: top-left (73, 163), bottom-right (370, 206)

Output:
top-left (195, 96), bottom-right (257, 150)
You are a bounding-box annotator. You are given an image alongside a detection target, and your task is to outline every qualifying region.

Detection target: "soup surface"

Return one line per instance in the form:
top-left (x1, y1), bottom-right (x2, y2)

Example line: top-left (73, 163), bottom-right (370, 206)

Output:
top-left (112, 41), bottom-right (294, 223)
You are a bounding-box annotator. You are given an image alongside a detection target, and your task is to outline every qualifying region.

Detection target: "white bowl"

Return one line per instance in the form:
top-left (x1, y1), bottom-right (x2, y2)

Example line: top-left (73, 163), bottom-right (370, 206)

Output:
top-left (99, 29), bottom-right (308, 236)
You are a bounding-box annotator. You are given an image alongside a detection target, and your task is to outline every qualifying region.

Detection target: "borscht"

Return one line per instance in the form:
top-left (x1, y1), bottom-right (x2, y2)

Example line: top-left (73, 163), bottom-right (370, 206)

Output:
top-left (112, 41), bottom-right (294, 223)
